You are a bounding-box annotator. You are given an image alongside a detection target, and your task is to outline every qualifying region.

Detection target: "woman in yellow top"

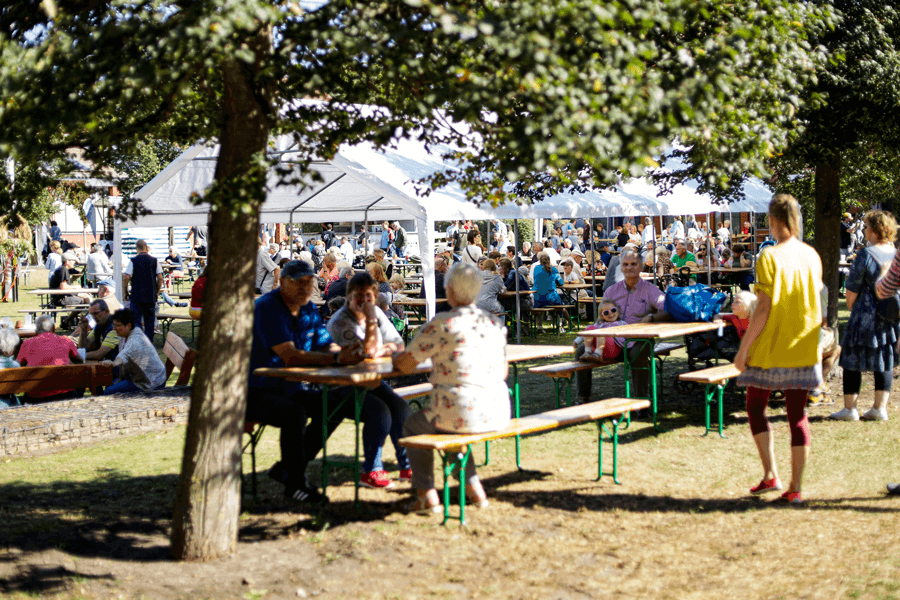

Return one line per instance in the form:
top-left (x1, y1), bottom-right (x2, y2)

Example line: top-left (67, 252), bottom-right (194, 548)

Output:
top-left (735, 194), bottom-right (823, 506)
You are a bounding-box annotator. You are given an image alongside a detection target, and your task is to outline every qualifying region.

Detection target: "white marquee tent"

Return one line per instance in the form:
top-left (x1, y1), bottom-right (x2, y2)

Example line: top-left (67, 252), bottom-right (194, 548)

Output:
top-left (122, 134), bottom-right (773, 316)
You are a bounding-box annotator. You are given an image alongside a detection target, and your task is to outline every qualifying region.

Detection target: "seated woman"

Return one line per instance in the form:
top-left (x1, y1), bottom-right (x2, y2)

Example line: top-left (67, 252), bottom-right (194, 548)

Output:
top-left (474, 259), bottom-right (505, 315)
top-left (17, 315), bottom-right (84, 402)
top-left (189, 266), bottom-right (207, 320)
top-left (365, 261), bottom-right (393, 300)
top-left (532, 252), bottom-right (569, 330)
top-left (101, 308), bottom-right (167, 395)
top-left (0, 329), bottom-right (21, 409)
top-left (164, 246), bottom-right (184, 277)
top-left (394, 263), bottom-right (510, 513)
top-left (326, 273), bottom-right (411, 488)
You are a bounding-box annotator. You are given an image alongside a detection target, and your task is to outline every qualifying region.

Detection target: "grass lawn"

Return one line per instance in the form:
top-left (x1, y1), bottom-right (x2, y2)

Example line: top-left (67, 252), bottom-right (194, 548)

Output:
top-left (5, 272), bottom-right (899, 600)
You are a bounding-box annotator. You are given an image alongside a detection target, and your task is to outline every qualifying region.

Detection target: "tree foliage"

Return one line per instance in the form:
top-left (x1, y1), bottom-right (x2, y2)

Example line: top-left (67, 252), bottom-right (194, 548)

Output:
top-left (0, 0), bottom-right (840, 560)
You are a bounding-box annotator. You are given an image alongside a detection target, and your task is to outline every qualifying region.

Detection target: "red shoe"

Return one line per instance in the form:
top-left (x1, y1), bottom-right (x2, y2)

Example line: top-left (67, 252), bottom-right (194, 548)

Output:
top-left (360, 470), bottom-right (395, 489)
top-left (398, 469), bottom-right (412, 482)
top-left (750, 477), bottom-right (783, 495)
top-left (780, 491), bottom-right (802, 505)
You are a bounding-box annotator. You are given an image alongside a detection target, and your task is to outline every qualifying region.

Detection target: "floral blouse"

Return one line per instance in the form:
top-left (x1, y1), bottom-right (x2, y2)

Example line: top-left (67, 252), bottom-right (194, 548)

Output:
top-left (406, 305), bottom-right (510, 433)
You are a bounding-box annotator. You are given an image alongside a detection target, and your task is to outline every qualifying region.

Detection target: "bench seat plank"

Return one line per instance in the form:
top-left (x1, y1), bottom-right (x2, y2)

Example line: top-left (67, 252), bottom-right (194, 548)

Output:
top-left (678, 363), bottom-right (739, 385)
top-left (395, 382), bottom-right (434, 400)
top-left (399, 397), bottom-right (648, 451)
top-left (528, 360), bottom-right (616, 378)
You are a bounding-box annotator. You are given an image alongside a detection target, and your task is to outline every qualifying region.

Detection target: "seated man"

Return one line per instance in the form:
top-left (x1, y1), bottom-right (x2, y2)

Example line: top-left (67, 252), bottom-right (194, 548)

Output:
top-left (52, 252), bottom-right (92, 327)
top-left (75, 299), bottom-right (120, 362)
top-left (100, 308), bottom-right (167, 395)
top-left (575, 249), bottom-right (668, 404)
top-left (96, 280), bottom-right (123, 312)
top-left (248, 260), bottom-right (385, 503)
top-left (17, 315), bottom-right (84, 402)
top-left (418, 254), bottom-right (450, 313)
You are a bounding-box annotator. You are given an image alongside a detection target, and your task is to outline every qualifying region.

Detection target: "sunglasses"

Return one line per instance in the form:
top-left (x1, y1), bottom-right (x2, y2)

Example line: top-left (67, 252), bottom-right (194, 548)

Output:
top-left (601, 308), bottom-right (618, 316)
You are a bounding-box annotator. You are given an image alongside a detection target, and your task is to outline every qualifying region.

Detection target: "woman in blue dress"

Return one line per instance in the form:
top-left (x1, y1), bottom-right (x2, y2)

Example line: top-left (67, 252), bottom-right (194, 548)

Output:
top-left (831, 210), bottom-right (900, 422)
top-left (532, 252), bottom-right (569, 331)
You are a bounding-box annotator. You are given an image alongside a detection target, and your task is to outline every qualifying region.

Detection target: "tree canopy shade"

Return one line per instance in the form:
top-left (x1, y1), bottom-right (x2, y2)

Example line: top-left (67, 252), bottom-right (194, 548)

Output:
top-left (0, 0), bottom-right (836, 560)
top-left (655, 1), bottom-right (900, 326)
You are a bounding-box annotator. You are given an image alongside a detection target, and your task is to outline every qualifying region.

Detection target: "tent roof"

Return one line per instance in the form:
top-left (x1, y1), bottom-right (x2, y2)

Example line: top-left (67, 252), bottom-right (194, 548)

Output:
top-left (129, 134), bottom-right (772, 228)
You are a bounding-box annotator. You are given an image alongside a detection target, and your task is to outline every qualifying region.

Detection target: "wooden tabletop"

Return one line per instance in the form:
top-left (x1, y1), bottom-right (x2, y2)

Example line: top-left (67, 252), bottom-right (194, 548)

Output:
top-left (506, 344), bottom-right (574, 363)
top-left (562, 283), bottom-right (592, 290)
top-left (28, 288), bottom-right (100, 295)
top-left (391, 298), bottom-right (447, 306)
top-left (255, 344), bottom-right (574, 385)
top-left (255, 357), bottom-right (433, 386)
top-left (499, 290), bottom-right (535, 297)
top-left (577, 321), bottom-right (722, 340)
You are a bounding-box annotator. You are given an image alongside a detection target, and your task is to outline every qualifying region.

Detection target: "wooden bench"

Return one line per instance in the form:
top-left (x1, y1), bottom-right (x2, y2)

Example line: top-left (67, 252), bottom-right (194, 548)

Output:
top-left (0, 363), bottom-right (114, 398)
top-left (395, 382), bottom-right (434, 410)
top-left (530, 342), bottom-right (686, 409)
top-left (399, 397), bottom-right (650, 525)
top-left (156, 312), bottom-right (198, 341)
top-left (163, 332), bottom-right (196, 386)
top-left (677, 363), bottom-right (740, 438)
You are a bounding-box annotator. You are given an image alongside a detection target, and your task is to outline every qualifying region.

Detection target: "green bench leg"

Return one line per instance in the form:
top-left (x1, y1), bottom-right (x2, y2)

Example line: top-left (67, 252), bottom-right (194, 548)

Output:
top-left (702, 383), bottom-right (727, 438)
top-left (597, 418), bottom-right (622, 484)
top-left (439, 445), bottom-right (472, 525)
top-left (551, 374), bottom-right (575, 409)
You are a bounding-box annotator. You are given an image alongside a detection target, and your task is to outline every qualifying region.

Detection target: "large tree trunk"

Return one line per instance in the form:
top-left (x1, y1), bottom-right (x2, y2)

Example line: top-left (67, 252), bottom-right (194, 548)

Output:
top-left (170, 36), bottom-right (273, 560)
top-left (814, 152), bottom-right (841, 328)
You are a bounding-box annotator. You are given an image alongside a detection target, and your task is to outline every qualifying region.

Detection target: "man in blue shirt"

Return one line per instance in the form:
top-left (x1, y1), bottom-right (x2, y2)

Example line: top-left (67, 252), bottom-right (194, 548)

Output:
top-left (248, 260), bottom-right (381, 503)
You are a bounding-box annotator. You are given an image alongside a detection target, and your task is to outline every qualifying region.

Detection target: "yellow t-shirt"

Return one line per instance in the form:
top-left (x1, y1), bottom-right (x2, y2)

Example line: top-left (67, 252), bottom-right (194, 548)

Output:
top-left (747, 238), bottom-right (822, 369)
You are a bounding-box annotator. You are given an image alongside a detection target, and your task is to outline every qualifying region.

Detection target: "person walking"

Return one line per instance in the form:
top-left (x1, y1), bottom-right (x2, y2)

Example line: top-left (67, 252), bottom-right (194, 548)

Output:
top-left (830, 210), bottom-right (899, 422)
top-left (734, 194), bottom-right (823, 506)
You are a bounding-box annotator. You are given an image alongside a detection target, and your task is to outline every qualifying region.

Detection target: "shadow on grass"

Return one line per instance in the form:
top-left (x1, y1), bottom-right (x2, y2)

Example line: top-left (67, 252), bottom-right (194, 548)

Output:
top-left (1, 565), bottom-right (116, 595)
top-left (485, 483), bottom-right (900, 516)
top-left (0, 469), bottom-right (177, 563)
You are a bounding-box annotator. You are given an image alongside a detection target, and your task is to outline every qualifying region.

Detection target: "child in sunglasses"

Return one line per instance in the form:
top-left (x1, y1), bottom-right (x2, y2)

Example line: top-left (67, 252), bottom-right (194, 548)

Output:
top-left (576, 300), bottom-right (627, 361)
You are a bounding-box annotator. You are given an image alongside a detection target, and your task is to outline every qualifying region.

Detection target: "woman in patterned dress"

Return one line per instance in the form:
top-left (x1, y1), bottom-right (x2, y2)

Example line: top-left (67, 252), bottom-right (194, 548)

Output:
top-left (830, 210), bottom-right (899, 422)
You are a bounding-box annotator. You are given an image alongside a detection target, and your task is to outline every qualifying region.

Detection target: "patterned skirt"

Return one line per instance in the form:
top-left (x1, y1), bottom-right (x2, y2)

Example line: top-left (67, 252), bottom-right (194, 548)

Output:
top-left (736, 364), bottom-right (823, 391)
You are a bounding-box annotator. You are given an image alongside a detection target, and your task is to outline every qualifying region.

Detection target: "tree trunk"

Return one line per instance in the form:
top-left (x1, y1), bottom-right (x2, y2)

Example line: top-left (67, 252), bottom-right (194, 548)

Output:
top-left (170, 36), bottom-right (273, 560)
top-left (814, 152), bottom-right (841, 328)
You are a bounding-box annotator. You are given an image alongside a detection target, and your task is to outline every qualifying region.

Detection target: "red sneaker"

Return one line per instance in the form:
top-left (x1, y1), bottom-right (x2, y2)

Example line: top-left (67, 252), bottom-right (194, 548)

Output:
top-left (780, 491), bottom-right (802, 505)
top-left (360, 470), bottom-right (395, 489)
top-left (398, 469), bottom-right (412, 482)
top-left (750, 477), bottom-right (783, 495)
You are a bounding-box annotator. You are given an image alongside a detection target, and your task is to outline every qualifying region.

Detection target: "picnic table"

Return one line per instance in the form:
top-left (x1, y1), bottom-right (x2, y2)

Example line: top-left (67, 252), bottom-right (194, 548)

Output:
top-left (27, 288), bottom-right (99, 313)
top-left (392, 297), bottom-right (446, 321)
top-left (255, 343), bottom-right (573, 503)
top-left (579, 321), bottom-right (722, 430)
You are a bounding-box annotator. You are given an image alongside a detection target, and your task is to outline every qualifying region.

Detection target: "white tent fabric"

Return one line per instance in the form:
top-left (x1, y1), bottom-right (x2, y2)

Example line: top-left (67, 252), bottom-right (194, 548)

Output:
top-left (121, 134), bottom-right (773, 314)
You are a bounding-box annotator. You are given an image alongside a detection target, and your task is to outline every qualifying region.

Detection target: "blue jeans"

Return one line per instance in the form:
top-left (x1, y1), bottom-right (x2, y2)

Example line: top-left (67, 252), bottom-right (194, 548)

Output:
top-left (104, 379), bottom-right (165, 395)
top-left (363, 383), bottom-right (411, 472)
top-left (130, 301), bottom-right (156, 342)
top-left (394, 246), bottom-right (405, 259)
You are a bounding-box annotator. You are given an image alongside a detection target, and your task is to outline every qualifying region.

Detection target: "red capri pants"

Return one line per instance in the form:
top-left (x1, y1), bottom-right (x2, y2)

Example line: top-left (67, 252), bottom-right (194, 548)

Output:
top-left (746, 386), bottom-right (810, 447)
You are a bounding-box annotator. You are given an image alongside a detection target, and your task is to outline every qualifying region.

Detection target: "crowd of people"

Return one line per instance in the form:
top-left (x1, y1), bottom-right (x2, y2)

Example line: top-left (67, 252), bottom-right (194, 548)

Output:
top-left (11, 201), bottom-right (900, 506)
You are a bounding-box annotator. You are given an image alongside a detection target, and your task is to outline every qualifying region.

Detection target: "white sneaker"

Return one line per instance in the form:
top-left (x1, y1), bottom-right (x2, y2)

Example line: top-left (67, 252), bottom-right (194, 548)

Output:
top-left (830, 407), bottom-right (859, 421)
top-left (861, 407), bottom-right (889, 421)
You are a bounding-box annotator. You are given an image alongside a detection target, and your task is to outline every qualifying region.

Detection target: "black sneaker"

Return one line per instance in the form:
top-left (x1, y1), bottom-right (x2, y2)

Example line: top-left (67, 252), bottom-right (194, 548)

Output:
top-left (887, 483), bottom-right (900, 496)
top-left (284, 483), bottom-right (327, 504)
top-left (176, 302), bottom-right (188, 307)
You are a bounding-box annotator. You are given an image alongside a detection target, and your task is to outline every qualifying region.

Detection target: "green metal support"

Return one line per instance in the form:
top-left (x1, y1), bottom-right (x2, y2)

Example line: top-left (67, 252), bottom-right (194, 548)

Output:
top-left (439, 445), bottom-right (472, 525)
top-left (702, 382), bottom-right (727, 438)
top-left (596, 418), bottom-right (622, 484)
top-left (320, 384), bottom-right (367, 507)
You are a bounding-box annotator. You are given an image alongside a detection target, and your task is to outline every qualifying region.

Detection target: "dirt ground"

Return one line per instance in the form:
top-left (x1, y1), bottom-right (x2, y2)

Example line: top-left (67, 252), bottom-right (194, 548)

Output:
top-left (3, 367), bottom-right (900, 600)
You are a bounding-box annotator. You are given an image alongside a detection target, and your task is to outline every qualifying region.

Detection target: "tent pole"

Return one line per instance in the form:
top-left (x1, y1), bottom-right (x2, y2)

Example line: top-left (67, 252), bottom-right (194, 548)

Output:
top-left (589, 217), bottom-right (597, 317)
top-left (707, 211), bottom-right (713, 284)
top-left (514, 219), bottom-right (521, 345)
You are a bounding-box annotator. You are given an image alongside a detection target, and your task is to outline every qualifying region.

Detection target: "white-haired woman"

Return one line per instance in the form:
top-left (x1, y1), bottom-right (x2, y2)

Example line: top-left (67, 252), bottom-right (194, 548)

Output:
top-left (394, 263), bottom-right (510, 513)
top-left (0, 328), bottom-right (21, 409)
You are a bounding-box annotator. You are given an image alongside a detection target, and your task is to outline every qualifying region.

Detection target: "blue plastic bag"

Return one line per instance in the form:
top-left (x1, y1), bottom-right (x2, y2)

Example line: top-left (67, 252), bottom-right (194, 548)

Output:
top-left (664, 284), bottom-right (727, 323)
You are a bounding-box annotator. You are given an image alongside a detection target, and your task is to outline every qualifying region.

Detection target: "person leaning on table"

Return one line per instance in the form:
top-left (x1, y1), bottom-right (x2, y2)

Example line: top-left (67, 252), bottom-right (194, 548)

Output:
top-left (574, 248), bottom-right (668, 405)
top-left (394, 262), bottom-right (510, 514)
top-left (100, 308), bottom-right (167, 395)
top-left (247, 260), bottom-right (390, 504)
top-left (734, 193), bottom-right (823, 506)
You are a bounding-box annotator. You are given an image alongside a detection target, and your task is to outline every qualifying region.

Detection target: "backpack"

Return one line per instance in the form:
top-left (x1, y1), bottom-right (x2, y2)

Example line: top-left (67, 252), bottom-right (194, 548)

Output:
top-left (664, 284), bottom-right (727, 323)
